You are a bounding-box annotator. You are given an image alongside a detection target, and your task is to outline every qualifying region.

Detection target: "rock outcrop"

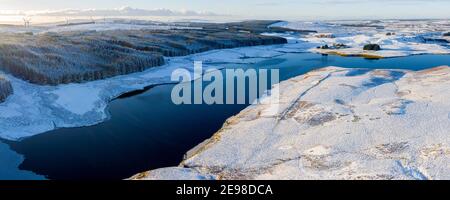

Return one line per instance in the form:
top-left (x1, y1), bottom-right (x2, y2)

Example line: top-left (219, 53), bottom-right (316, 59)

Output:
top-left (317, 43), bottom-right (348, 50)
top-left (0, 21), bottom-right (288, 85)
top-left (133, 66), bottom-right (450, 180)
top-left (0, 76), bottom-right (13, 102)
top-left (363, 44), bottom-right (381, 51)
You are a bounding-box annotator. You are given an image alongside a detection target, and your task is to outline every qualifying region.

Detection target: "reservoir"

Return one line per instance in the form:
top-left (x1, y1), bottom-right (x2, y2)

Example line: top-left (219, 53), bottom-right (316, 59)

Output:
top-left (5, 53), bottom-right (450, 179)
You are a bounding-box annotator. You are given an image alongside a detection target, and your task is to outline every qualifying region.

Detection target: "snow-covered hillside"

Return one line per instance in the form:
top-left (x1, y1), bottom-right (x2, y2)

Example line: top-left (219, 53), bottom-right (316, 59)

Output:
top-left (134, 66), bottom-right (450, 180)
top-left (0, 20), bottom-right (202, 34)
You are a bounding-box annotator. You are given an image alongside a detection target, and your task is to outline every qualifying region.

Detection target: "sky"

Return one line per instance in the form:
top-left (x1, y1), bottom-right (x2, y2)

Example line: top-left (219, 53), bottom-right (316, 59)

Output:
top-left (0, 0), bottom-right (449, 20)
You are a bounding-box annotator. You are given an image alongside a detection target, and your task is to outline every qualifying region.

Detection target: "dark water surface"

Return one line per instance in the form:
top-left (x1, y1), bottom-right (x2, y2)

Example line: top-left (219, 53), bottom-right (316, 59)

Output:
top-left (6, 53), bottom-right (450, 179)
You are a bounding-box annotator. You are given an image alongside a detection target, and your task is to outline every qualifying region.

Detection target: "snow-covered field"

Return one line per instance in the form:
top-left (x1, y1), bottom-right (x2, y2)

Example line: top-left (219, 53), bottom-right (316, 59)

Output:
top-left (270, 20), bottom-right (450, 58)
top-left (135, 66), bottom-right (450, 180)
top-left (0, 20), bottom-right (202, 34)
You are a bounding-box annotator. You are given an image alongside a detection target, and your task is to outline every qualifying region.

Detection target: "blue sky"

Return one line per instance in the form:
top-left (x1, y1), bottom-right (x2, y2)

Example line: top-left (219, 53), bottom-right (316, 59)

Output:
top-left (0, 0), bottom-right (449, 20)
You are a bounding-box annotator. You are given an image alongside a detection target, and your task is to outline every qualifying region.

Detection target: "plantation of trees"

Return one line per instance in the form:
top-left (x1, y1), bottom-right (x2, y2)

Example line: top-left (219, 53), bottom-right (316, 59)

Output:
top-left (0, 75), bottom-right (13, 102)
top-left (0, 21), bottom-right (289, 85)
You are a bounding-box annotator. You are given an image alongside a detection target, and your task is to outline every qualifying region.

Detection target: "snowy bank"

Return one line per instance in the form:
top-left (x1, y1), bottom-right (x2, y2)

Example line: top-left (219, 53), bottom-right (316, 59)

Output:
top-left (134, 66), bottom-right (450, 180)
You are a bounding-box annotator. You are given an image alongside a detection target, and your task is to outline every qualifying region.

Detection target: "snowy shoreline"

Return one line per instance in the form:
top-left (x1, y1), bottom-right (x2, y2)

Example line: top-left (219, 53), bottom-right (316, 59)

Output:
top-left (133, 65), bottom-right (450, 180)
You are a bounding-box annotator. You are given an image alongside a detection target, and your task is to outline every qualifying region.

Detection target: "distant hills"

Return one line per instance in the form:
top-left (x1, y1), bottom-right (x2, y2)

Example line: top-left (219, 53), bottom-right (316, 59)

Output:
top-left (0, 7), bottom-right (219, 17)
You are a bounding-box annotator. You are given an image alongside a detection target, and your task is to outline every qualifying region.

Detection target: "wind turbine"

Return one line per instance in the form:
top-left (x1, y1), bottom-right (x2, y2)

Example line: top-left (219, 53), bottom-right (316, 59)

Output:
top-left (23, 17), bottom-right (31, 28)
